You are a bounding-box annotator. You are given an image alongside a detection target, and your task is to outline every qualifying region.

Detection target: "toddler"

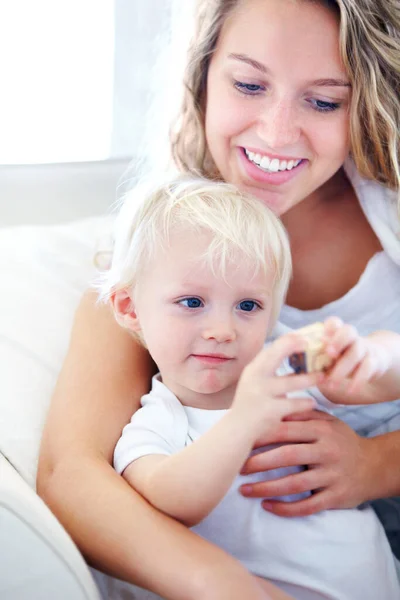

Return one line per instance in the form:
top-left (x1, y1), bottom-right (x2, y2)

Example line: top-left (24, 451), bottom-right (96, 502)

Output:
top-left (98, 176), bottom-right (399, 600)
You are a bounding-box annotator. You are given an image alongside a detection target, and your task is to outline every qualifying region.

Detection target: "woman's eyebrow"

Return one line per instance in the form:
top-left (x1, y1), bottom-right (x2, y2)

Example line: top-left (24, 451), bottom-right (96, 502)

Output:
top-left (227, 53), bottom-right (351, 87)
top-left (312, 78), bottom-right (351, 88)
top-left (228, 52), bottom-right (269, 73)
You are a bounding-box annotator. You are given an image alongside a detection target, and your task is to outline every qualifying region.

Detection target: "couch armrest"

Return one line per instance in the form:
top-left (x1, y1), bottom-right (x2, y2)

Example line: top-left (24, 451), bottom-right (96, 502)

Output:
top-left (0, 453), bottom-right (101, 600)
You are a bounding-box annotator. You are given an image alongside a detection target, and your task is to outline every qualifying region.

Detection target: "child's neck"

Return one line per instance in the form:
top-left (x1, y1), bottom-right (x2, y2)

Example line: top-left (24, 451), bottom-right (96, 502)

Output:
top-left (160, 374), bottom-right (237, 410)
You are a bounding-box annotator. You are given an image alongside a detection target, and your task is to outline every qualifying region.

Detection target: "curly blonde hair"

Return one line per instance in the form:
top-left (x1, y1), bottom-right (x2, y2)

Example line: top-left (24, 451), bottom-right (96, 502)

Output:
top-left (171, 0), bottom-right (400, 200)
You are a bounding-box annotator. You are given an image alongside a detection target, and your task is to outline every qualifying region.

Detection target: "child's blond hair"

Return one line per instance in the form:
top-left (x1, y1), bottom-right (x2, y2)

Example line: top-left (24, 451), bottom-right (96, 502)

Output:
top-left (98, 175), bottom-right (292, 326)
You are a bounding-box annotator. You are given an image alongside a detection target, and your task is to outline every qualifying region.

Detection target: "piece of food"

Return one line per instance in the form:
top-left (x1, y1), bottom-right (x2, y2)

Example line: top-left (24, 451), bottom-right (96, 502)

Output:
top-left (288, 322), bottom-right (333, 374)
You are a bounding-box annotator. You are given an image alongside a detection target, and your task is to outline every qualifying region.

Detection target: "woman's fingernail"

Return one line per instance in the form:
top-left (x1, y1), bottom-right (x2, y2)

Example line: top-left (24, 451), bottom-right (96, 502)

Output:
top-left (240, 485), bottom-right (253, 495)
top-left (262, 501), bottom-right (273, 510)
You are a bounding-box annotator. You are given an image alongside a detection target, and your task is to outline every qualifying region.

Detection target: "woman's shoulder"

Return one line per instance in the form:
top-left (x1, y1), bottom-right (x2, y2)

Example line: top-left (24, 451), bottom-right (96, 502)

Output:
top-left (344, 159), bottom-right (400, 265)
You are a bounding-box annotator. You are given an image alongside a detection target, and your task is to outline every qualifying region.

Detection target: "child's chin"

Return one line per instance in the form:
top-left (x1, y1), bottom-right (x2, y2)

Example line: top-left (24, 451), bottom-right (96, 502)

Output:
top-left (194, 372), bottom-right (231, 394)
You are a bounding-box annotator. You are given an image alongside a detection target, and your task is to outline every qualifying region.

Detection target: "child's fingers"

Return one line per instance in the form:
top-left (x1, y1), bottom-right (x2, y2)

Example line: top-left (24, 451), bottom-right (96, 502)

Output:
top-left (277, 396), bottom-right (316, 418)
top-left (323, 316), bottom-right (343, 339)
top-left (346, 356), bottom-right (376, 394)
top-left (270, 372), bottom-right (320, 396)
top-left (324, 323), bottom-right (359, 359)
top-left (251, 334), bottom-right (310, 376)
top-left (326, 337), bottom-right (367, 381)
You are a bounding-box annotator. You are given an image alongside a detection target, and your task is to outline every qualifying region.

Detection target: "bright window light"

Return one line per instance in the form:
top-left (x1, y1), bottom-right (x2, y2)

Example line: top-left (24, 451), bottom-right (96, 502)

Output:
top-left (0, 1), bottom-right (115, 164)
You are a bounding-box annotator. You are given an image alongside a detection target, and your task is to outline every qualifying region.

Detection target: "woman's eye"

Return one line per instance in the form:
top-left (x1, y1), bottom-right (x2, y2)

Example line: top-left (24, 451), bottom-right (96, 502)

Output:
top-left (309, 98), bottom-right (341, 113)
top-left (234, 81), bottom-right (265, 96)
top-left (238, 300), bottom-right (260, 312)
top-left (179, 297), bottom-right (203, 309)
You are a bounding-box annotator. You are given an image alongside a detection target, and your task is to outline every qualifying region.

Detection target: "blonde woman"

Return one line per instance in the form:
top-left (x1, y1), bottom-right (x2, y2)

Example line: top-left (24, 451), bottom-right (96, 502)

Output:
top-left (38, 1), bottom-right (400, 599)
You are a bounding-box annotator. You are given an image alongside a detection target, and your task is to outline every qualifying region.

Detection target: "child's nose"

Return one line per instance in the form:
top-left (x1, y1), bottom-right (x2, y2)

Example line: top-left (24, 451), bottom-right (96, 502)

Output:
top-left (201, 316), bottom-right (236, 343)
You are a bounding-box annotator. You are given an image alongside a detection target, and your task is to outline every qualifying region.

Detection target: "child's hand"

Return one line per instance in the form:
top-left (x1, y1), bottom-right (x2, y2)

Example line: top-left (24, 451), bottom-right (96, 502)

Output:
top-left (232, 334), bottom-right (318, 439)
top-left (321, 317), bottom-right (393, 396)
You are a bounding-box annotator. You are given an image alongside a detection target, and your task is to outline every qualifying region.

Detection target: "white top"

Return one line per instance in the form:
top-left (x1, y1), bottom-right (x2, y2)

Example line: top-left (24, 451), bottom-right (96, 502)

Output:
top-left (275, 159), bottom-right (400, 436)
top-left (114, 164), bottom-right (400, 597)
top-left (114, 376), bottom-right (400, 600)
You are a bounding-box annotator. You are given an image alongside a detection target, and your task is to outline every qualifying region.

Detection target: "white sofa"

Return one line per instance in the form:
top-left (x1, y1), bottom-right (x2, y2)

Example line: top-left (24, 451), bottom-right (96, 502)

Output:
top-left (3, 161), bottom-right (399, 600)
top-left (0, 160), bottom-right (160, 600)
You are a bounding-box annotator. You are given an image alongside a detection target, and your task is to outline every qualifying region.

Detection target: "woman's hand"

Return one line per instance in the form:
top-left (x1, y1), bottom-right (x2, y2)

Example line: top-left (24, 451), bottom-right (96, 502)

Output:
top-left (239, 410), bottom-right (377, 517)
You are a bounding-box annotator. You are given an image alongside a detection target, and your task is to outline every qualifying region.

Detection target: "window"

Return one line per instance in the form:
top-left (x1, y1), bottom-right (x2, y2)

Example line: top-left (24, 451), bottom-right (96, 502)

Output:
top-left (0, 1), bottom-right (115, 164)
top-left (0, 0), bottom-right (180, 165)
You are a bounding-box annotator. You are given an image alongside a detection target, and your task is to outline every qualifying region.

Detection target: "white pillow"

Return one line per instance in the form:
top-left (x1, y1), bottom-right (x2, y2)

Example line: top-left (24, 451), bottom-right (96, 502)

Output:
top-left (0, 216), bottom-right (113, 488)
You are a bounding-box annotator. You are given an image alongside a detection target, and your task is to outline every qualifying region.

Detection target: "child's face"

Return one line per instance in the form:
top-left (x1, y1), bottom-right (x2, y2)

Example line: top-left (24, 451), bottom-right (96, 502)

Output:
top-left (131, 230), bottom-right (275, 408)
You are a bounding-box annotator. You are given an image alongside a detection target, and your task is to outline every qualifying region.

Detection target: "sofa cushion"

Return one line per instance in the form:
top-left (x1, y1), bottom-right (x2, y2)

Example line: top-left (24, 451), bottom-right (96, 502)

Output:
top-left (0, 216), bottom-right (113, 488)
top-left (0, 454), bottom-right (101, 600)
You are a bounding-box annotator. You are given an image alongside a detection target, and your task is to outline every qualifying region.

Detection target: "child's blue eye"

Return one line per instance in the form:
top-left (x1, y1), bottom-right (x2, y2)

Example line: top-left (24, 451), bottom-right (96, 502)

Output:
top-left (179, 297), bottom-right (203, 308)
top-left (238, 300), bottom-right (259, 312)
top-left (309, 99), bottom-right (341, 113)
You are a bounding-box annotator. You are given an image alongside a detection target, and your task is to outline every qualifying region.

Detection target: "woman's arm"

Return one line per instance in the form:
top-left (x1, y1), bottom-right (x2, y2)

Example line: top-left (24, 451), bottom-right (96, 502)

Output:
top-left (255, 578), bottom-right (294, 600)
top-left (36, 291), bottom-right (277, 600)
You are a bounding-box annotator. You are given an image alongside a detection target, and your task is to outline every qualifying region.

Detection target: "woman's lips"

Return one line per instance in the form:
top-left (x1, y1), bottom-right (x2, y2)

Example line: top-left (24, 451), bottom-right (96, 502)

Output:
top-left (238, 147), bottom-right (307, 185)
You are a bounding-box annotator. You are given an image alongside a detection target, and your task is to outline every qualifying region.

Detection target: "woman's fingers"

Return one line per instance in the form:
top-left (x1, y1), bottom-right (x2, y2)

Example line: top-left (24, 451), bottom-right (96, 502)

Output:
top-left (240, 414), bottom-right (374, 515)
top-left (242, 441), bottom-right (319, 474)
top-left (251, 410), bottom-right (332, 447)
top-left (261, 489), bottom-right (335, 518)
top-left (240, 468), bottom-right (327, 499)
top-left (284, 409), bottom-right (333, 422)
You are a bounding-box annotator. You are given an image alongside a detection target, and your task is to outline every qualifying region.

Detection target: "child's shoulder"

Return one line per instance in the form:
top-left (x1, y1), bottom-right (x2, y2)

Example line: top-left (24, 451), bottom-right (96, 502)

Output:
top-left (136, 374), bottom-right (189, 444)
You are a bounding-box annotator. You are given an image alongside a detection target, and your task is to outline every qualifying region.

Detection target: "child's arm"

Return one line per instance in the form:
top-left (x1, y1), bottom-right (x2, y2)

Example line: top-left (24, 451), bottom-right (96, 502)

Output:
top-left (123, 334), bottom-right (317, 527)
top-left (318, 319), bottom-right (400, 404)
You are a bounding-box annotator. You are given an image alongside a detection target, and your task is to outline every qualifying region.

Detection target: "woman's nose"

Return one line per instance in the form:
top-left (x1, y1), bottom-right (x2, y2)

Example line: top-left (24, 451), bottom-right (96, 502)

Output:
top-left (257, 99), bottom-right (301, 149)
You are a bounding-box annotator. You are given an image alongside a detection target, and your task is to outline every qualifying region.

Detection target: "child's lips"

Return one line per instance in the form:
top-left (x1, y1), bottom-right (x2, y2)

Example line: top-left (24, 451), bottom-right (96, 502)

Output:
top-left (191, 354), bottom-right (233, 365)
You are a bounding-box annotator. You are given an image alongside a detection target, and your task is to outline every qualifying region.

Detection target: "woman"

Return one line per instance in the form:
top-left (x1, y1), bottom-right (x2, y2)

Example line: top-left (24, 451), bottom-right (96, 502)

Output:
top-left (37, 0), bottom-right (400, 598)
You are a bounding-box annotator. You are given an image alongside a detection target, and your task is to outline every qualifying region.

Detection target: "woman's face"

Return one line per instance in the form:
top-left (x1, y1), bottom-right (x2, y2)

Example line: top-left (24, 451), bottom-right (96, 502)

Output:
top-left (205, 0), bottom-right (351, 216)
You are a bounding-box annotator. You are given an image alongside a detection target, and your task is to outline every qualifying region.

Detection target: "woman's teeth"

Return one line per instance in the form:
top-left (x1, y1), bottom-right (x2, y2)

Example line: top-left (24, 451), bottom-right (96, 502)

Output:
top-left (244, 149), bottom-right (302, 172)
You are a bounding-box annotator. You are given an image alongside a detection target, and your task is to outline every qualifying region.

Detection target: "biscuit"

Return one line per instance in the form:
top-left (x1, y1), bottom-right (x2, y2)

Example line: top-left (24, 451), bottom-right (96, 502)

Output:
top-left (288, 322), bottom-right (333, 374)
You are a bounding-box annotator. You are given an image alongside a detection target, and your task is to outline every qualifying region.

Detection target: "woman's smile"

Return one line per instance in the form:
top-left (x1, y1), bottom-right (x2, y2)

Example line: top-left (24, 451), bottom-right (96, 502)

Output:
top-left (239, 147), bottom-right (308, 186)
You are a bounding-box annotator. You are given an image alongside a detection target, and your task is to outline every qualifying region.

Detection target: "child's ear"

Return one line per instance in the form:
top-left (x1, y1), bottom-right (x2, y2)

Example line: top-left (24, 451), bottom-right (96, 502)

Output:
top-left (111, 289), bottom-right (141, 333)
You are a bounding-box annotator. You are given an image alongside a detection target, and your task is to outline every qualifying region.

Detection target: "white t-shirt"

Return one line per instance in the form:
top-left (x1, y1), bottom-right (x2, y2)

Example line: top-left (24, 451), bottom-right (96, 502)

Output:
top-left (114, 163), bottom-right (400, 596)
top-left (114, 376), bottom-right (400, 600)
top-left (275, 159), bottom-right (400, 436)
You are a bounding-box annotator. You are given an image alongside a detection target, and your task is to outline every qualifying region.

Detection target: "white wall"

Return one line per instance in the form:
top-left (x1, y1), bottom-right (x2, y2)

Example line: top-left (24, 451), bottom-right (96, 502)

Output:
top-left (0, 1), bottom-right (197, 227)
top-left (0, 159), bottom-right (130, 227)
